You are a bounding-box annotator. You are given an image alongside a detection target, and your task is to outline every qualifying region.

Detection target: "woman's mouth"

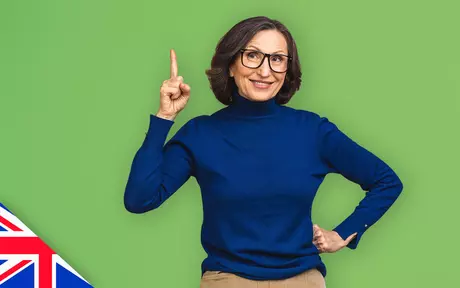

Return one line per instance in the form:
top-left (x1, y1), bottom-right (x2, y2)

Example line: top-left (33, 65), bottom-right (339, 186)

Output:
top-left (250, 80), bottom-right (273, 89)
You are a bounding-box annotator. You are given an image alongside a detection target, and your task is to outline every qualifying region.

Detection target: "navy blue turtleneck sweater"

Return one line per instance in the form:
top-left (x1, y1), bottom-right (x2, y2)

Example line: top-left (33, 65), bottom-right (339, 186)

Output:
top-left (124, 89), bottom-right (403, 280)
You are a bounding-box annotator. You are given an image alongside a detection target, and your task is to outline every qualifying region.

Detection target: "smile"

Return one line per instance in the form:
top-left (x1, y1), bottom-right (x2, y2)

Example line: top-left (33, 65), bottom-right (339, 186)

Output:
top-left (250, 80), bottom-right (274, 89)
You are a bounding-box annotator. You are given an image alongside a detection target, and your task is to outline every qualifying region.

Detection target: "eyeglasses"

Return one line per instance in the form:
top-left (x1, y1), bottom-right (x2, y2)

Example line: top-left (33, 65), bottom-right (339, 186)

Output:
top-left (239, 48), bottom-right (292, 73)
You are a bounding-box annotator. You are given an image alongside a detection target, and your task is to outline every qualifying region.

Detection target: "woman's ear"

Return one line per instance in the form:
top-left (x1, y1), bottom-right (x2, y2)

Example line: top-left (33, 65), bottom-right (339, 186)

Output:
top-left (229, 64), bottom-right (234, 77)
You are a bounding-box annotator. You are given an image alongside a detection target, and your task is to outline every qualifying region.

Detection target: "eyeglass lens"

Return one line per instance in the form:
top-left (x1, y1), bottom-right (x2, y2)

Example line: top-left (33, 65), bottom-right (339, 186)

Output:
top-left (241, 50), bottom-right (288, 72)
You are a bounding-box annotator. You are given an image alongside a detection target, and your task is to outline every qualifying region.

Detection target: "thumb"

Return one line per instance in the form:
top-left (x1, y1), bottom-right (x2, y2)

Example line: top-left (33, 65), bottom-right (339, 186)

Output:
top-left (180, 83), bottom-right (191, 95)
top-left (344, 232), bottom-right (358, 245)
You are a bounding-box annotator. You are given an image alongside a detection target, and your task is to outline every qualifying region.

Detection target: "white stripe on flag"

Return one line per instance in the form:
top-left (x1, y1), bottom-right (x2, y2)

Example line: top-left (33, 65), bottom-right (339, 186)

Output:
top-left (0, 256), bottom-right (35, 286)
top-left (0, 206), bottom-right (35, 235)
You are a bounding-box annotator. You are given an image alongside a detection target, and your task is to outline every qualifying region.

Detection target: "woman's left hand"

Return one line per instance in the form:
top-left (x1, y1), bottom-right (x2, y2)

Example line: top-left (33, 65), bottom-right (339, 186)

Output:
top-left (312, 224), bottom-right (357, 253)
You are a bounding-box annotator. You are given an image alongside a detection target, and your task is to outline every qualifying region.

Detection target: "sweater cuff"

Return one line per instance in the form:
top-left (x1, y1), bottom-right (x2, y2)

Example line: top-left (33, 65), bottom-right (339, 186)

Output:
top-left (332, 211), bottom-right (371, 250)
top-left (144, 114), bottom-right (175, 148)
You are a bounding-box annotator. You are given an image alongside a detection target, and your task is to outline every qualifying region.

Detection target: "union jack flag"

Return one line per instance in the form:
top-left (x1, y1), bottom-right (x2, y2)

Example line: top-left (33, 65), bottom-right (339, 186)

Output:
top-left (0, 203), bottom-right (93, 287)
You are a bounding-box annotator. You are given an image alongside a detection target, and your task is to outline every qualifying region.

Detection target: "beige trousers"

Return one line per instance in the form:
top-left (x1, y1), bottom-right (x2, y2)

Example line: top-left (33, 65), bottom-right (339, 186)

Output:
top-left (200, 269), bottom-right (326, 288)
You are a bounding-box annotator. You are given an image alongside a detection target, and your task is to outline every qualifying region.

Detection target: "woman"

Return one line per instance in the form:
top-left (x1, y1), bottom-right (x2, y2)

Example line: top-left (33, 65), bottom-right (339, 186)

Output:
top-left (124, 16), bottom-right (403, 288)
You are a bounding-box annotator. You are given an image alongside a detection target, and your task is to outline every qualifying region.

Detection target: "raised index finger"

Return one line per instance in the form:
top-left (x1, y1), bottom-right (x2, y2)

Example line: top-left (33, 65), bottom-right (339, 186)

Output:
top-left (170, 49), bottom-right (178, 78)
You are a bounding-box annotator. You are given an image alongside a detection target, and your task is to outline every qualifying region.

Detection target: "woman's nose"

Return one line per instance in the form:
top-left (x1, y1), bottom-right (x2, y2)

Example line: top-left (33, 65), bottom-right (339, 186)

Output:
top-left (257, 57), bottom-right (271, 77)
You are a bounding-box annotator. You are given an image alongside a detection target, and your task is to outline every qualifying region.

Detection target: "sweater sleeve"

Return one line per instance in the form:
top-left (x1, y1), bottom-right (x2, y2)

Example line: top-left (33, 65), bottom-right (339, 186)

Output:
top-left (123, 115), bottom-right (196, 214)
top-left (316, 116), bottom-right (403, 249)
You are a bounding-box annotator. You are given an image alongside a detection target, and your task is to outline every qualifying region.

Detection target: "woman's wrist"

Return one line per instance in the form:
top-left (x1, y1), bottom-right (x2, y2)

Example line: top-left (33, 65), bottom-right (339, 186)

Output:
top-left (156, 111), bottom-right (177, 121)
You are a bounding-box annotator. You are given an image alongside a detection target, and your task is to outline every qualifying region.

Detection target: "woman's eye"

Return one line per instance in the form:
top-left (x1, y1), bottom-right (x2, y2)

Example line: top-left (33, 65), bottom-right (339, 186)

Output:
top-left (248, 52), bottom-right (258, 59)
top-left (271, 56), bottom-right (282, 62)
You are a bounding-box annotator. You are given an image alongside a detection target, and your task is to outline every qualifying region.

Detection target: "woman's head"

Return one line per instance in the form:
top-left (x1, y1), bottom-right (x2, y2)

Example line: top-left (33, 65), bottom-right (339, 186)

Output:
top-left (206, 16), bottom-right (301, 105)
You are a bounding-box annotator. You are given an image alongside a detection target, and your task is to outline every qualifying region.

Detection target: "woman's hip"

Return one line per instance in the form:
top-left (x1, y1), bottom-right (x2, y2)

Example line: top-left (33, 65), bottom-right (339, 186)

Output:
top-left (200, 268), bottom-right (326, 288)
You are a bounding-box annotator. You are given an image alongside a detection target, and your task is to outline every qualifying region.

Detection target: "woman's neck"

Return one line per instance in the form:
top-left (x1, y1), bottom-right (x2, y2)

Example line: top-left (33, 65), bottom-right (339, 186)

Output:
top-left (225, 89), bottom-right (280, 118)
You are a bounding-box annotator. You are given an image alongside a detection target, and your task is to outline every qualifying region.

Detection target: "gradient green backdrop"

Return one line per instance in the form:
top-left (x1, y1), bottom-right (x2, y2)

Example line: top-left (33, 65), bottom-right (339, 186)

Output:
top-left (1, 0), bottom-right (459, 287)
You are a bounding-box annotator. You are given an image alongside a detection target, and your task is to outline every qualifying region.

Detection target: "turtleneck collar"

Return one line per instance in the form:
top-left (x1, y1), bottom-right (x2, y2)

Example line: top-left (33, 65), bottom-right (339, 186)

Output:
top-left (225, 88), bottom-right (280, 118)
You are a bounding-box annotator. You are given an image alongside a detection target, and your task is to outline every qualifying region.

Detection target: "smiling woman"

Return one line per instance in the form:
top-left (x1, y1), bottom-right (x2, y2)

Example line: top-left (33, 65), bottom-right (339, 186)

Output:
top-left (205, 17), bottom-right (301, 106)
top-left (228, 31), bottom-right (291, 101)
top-left (124, 15), bottom-right (403, 288)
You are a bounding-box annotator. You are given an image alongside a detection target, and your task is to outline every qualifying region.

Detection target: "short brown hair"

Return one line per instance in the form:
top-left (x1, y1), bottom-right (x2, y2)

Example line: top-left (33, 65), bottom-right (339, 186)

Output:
top-left (205, 16), bottom-right (302, 106)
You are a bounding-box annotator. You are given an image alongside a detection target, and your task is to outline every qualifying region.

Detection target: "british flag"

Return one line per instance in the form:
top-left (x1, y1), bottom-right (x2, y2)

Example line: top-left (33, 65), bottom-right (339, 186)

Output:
top-left (0, 203), bottom-right (93, 287)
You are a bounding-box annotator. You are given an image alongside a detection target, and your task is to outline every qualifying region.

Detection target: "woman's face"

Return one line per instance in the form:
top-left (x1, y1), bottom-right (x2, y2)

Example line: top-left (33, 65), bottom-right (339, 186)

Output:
top-left (229, 29), bottom-right (288, 102)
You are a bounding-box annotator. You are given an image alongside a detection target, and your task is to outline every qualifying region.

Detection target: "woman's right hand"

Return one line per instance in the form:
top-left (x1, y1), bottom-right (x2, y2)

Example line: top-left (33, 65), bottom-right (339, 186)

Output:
top-left (156, 49), bottom-right (191, 121)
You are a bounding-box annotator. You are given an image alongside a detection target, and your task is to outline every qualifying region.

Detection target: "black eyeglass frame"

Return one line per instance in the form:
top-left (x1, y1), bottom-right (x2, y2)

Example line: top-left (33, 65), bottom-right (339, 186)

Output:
top-left (239, 48), bottom-right (292, 73)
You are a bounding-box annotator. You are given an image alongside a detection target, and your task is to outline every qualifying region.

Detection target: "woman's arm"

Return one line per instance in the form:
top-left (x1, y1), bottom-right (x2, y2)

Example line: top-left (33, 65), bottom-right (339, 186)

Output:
top-left (123, 114), bottom-right (195, 214)
top-left (317, 117), bottom-right (404, 249)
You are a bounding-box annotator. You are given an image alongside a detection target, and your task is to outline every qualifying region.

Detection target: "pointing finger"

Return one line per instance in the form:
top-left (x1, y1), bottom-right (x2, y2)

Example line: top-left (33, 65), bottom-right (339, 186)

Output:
top-left (168, 76), bottom-right (183, 88)
top-left (170, 49), bottom-right (178, 78)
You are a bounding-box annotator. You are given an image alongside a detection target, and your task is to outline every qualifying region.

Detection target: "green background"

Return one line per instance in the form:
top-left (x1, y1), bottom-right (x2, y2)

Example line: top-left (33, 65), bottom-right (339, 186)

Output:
top-left (1, 0), bottom-right (458, 287)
